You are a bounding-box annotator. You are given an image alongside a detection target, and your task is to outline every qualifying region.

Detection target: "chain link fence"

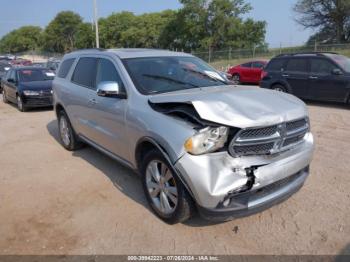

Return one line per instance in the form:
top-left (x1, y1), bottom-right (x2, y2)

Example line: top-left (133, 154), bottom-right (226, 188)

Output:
top-left (193, 43), bottom-right (350, 70)
top-left (3, 43), bottom-right (350, 70)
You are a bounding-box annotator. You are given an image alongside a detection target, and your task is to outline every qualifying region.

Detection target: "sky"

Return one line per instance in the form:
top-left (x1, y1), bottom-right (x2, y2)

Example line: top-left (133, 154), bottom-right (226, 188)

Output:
top-left (0, 0), bottom-right (313, 48)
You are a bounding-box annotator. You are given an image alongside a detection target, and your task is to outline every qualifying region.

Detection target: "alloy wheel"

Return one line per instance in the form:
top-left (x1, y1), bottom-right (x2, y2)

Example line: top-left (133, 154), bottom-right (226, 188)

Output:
top-left (145, 160), bottom-right (178, 215)
top-left (59, 116), bottom-right (71, 147)
top-left (273, 86), bottom-right (286, 92)
top-left (232, 74), bottom-right (240, 84)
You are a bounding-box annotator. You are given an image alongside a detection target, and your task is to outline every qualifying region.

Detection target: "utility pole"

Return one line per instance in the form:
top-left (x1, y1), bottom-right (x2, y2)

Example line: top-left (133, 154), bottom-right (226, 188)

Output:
top-left (93, 0), bottom-right (100, 48)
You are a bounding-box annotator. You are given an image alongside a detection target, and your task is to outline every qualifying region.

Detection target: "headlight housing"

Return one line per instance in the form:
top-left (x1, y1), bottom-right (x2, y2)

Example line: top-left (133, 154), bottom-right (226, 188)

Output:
top-left (184, 126), bottom-right (229, 155)
top-left (23, 90), bottom-right (40, 96)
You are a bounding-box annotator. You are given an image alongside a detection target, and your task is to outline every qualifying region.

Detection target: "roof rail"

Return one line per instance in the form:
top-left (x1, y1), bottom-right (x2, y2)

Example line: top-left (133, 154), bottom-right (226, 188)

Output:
top-left (276, 51), bottom-right (338, 57)
top-left (69, 48), bottom-right (106, 54)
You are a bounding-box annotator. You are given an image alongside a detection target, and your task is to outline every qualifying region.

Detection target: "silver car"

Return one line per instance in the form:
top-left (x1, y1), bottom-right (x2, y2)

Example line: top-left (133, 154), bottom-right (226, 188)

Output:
top-left (53, 49), bottom-right (314, 224)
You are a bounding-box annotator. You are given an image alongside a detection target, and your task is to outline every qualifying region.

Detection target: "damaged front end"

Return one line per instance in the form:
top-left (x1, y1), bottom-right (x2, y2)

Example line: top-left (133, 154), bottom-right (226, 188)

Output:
top-left (149, 90), bottom-right (314, 221)
top-left (175, 132), bottom-right (313, 221)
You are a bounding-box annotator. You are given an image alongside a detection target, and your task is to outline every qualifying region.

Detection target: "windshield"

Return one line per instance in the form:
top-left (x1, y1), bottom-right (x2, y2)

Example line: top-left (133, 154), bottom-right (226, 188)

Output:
top-left (18, 69), bottom-right (55, 82)
top-left (325, 54), bottom-right (350, 73)
top-left (123, 56), bottom-right (228, 95)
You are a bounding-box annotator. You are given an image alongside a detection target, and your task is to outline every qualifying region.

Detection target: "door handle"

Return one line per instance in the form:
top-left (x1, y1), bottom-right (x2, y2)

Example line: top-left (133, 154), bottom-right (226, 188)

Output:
top-left (282, 74), bottom-right (289, 77)
top-left (309, 76), bottom-right (318, 80)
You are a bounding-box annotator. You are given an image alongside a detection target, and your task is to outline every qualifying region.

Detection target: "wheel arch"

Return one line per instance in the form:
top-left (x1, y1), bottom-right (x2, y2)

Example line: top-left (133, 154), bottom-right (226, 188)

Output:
top-left (270, 81), bottom-right (292, 93)
top-left (135, 137), bottom-right (174, 172)
top-left (55, 103), bottom-right (66, 118)
top-left (135, 137), bottom-right (196, 199)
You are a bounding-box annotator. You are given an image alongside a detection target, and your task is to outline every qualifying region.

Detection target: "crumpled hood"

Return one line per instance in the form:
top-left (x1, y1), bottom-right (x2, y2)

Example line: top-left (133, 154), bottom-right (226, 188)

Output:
top-left (19, 80), bottom-right (53, 91)
top-left (149, 85), bottom-right (308, 128)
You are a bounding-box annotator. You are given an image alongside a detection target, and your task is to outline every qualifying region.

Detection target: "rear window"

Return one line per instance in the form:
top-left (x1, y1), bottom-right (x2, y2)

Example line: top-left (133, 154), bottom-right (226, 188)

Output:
top-left (71, 57), bottom-right (97, 89)
top-left (285, 58), bottom-right (308, 72)
top-left (252, 61), bottom-right (266, 69)
top-left (325, 54), bottom-right (350, 73)
top-left (241, 62), bottom-right (252, 68)
top-left (266, 58), bottom-right (286, 71)
top-left (57, 58), bottom-right (75, 78)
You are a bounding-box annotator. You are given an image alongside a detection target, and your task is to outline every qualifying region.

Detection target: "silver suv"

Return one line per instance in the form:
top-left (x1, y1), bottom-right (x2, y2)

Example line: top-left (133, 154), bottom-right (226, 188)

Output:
top-left (53, 49), bottom-right (314, 224)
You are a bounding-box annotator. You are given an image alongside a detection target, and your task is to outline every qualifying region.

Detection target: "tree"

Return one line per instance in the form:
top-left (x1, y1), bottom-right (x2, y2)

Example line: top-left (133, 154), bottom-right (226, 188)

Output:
top-left (0, 26), bottom-right (42, 53)
top-left (75, 23), bottom-right (95, 49)
top-left (160, 0), bottom-right (266, 51)
top-left (294, 0), bottom-right (350, 44)
top-left (42, 11), bottom-right (83, 52)
top-left (99, 11), bottom-right (136, 48)
top-left (121, 10), bottom-right (176, 48)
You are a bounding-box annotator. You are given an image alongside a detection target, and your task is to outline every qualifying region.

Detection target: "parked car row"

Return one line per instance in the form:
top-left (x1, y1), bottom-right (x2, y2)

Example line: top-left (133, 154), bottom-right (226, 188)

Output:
top-left (226, 52), bottom-right (350, 104)
top-left (261, 52), bottom-right (350, 104)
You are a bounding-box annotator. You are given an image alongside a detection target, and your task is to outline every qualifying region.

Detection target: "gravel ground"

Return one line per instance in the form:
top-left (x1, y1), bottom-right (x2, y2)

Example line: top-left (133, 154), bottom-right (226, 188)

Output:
top-left (0, 94), bottom-right (349, 255)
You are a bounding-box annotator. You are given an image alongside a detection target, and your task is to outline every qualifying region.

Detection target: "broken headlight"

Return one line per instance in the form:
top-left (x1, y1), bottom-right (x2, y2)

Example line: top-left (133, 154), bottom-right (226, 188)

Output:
top-left (184, 126), bottom-right (229, 155)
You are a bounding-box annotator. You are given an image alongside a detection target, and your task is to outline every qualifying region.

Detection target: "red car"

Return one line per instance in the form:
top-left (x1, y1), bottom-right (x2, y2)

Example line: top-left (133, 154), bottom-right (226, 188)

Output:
top-left (10, 58), bottom-right (32, 66)
top-left (227, 60), bottom-right (268, 84)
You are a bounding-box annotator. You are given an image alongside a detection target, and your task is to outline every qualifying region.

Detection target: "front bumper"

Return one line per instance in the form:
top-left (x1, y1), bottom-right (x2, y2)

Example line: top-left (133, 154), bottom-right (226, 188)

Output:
top-left (22, 95), bottom-right (53, 107)
top-left (174, 132), bottom-right (314, 220)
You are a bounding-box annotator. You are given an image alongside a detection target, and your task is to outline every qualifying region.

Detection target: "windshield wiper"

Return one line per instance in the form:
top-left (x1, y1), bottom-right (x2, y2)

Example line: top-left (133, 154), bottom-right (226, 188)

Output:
top-left (182, 68), bottom-right (228, 85)
top-left (142, 74), bottom-right (199, 88)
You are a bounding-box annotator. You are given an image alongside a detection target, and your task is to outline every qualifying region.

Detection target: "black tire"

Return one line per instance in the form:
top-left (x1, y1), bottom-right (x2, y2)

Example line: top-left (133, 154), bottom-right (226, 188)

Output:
top-left (231, 73), bottom-right (241, 84)
top-left (17, 95), bottom-right (27, 112)
top-left (141, 149), bottom-right (195, 224)
top-left (57, 110), bottom-right (83, 151)
top-left (2, 89), bottom-right (8, 103)
top-left (271, 84), bottom-right (288, 93)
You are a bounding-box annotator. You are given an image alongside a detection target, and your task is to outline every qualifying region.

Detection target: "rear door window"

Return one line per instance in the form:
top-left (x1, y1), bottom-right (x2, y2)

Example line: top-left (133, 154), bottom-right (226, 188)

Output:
top-left (266, 58), bottom-right (286, 71)
top-left (285, 58), bottom-right (308, 73)
top-left (57, 58), bottom-right (75, 78)
top-left (71, 57), bottom-right (98, 89)
top-left (310, 58), bottom-right (337, 74)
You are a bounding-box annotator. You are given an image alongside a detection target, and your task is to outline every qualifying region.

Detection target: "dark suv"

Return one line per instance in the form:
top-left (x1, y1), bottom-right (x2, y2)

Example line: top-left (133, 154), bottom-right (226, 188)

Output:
top-left (260, 52), bottom-right (350, 103)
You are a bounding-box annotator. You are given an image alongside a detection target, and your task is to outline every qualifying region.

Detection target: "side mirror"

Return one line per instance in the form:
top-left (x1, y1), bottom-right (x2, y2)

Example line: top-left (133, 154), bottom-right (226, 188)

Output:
top-left (97, 81), bottom-right (126, 99)
top-left (8, 78), bottom-right (16, 84)
top-left (332, 68), bottom-right (343, 75)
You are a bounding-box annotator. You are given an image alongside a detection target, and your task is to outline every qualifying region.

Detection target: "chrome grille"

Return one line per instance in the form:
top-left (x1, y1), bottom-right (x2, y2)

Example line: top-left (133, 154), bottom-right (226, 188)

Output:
top-left (239, 126), bottom-right (278, 139)
top-left (286, 118), bottom-right (307, 131)
top-left (232, 142), bottom-right (275, 155)
top-left (229, 118), bottom-right (309, 157)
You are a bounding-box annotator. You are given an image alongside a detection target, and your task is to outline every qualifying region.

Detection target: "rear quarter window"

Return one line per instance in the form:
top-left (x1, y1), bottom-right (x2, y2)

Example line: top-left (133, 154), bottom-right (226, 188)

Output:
top-left (57, 58), bottom-right (75, 78)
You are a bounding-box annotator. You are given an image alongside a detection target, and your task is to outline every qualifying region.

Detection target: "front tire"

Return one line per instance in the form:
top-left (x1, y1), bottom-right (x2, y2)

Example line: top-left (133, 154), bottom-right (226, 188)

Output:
top-left (141, 149), bottom-right (195, 224)
top-left (17, 95), bottom-right (27, 112)
top-left (58, 110), bottom-right (82, 151)
top-left (2, 89), bottom-right (8, 103)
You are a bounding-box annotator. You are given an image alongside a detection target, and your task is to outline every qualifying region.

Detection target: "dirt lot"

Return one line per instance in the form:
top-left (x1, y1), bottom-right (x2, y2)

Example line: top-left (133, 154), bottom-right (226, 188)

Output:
top-left (0, 94), bottom-right (349, 255)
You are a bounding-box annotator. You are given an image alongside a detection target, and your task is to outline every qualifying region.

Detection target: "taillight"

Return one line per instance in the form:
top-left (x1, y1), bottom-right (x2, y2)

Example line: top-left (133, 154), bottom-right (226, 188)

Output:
top-left (261, 70), bottom-right (268, 79)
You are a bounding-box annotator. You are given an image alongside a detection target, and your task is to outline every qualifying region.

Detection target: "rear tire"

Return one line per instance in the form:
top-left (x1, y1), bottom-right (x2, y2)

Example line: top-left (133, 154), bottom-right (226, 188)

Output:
top-left (141, 149), bottom-right (195, 224)
top-left (271, 84), bottom-right (288, 93)
top-left (58, 110), bottom-right (83, 151)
